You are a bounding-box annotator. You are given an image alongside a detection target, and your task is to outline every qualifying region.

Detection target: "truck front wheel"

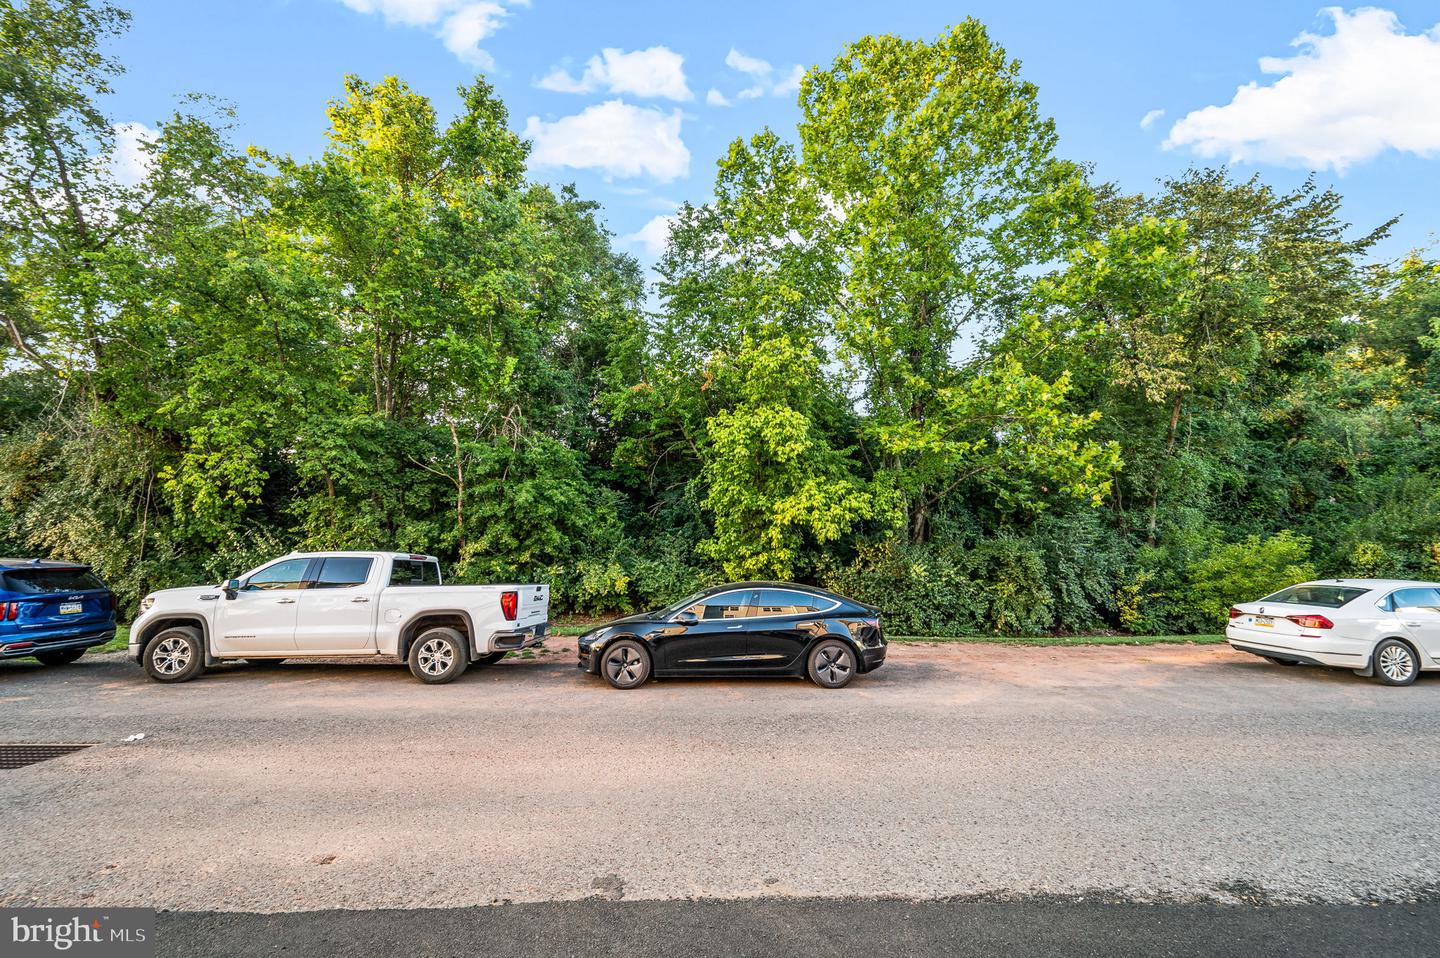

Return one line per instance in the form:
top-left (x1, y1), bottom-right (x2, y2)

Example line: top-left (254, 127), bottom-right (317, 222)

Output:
top-left (143, 626), bottom-right (206, 683)
top-left (408, 628), bottom-right (469, 684)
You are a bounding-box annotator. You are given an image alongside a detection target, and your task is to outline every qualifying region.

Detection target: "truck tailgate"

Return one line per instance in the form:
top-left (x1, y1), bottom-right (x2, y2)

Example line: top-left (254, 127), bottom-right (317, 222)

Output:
top-left (514, 584), bottom-right (549, 629)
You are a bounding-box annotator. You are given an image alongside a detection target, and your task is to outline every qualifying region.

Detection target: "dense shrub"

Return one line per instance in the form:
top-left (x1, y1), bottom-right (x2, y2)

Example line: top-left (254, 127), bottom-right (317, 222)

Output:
top-left (1123, 529), bottom-right (1315, 634)
top-left (1026, 511), bottom-right (1130, 632)
top-left (820, 536), bottom-right (1054, 636)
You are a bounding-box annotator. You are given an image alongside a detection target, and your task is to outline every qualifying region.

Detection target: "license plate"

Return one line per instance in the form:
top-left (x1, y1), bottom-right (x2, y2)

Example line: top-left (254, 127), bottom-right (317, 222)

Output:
top-left (1250, 615), bottom-right (1274, 628)
top-left (59, 602), bottom-right (83, 615)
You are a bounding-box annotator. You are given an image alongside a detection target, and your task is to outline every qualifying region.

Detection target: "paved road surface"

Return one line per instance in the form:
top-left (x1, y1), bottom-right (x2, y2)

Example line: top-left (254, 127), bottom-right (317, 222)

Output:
top-left (159, 898), bottom-right (1440, 958)
top-left (2, 639), bottom-right (1437, 954)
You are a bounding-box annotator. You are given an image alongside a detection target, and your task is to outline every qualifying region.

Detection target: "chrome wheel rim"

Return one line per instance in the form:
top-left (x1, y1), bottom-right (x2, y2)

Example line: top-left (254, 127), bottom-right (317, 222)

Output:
top-left (417, 637), bottom-right (454, 676)
top-left (154, 636), bottom-right (191, 675)
top-left (815, 646), bottom-right (852, 686)
top-left (606, 646), bottom-right (644, 686)
top-left (1379, 645), bottom-right (1414, 682)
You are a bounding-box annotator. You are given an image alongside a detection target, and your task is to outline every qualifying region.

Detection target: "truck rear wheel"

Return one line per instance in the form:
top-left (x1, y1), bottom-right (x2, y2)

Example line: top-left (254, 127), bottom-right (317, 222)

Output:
top-left (408, 627), bottom-right (469, 684)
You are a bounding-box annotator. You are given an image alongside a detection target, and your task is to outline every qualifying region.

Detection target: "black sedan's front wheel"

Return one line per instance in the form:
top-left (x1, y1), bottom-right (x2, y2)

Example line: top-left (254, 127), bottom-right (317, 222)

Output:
top-left (601, 639), bottom-right (650, 690)
top-left (807, 639), bottom-right (856, 689)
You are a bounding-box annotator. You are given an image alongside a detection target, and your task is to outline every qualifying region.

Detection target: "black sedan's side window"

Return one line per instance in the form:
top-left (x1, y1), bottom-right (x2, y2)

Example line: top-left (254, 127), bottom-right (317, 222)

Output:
top-left (755, 589), bottom-right (828, 616)
top-left (685, 592), bottom-right (755, 620)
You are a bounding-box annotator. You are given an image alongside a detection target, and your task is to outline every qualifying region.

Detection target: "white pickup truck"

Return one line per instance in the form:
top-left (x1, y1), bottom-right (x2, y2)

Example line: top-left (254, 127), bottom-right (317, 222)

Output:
top-left (129, 551), bottom-right (549, 684)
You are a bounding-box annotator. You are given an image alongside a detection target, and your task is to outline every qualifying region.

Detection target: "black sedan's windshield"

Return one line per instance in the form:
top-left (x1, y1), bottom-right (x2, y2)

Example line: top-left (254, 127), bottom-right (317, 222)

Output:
top-left (657, 590), bottom-right (709, 619)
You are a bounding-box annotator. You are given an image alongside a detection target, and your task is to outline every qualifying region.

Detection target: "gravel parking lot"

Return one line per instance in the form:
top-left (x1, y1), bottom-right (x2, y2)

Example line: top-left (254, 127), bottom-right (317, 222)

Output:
top-left (1, 639), bottom-right (1437, 914)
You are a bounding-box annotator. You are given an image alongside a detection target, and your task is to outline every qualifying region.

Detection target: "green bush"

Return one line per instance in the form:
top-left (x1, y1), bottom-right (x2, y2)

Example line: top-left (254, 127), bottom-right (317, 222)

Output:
top-left (820, 535), bottom-right (1056, 636)
top-left (1135, 530), bottom-right (1314, 634)
top-left (819, 539), bottom-right (981, 636)
top-left (964, 537), bottom-right (1055, 634)
top-left (1026, 511), bottom-right (1129, 631)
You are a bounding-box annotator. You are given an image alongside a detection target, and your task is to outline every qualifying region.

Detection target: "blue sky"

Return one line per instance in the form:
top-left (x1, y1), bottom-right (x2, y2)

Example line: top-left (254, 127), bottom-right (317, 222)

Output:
top-left (104, 1), bottom-right (1440, 263)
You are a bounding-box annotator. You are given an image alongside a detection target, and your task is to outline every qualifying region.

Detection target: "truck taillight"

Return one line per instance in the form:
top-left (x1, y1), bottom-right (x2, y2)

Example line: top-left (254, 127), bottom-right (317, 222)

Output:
top-left (500, 590), bottom-right (518, 620)
top-left (1286, 614), bottom-right (1334, 630)
top-left (1228, 606), bottom-right (1242, 619)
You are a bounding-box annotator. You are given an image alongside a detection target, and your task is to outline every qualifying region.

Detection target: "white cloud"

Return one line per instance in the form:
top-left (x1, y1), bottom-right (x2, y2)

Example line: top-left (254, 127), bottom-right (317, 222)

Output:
top-left (722, 47), bottom-right (804, 99)
top-left (773, 64), bottom-right (805, 96)
top-left (624, 213), bottom-right (677, 257)
top-left (706, 88), bottom-right (732, 107)
top-left (537, 46), bottom-right (692, 101)
top-left (1139, 108), bottom-right (1165, 130)
top-left (339, 0), bottom-right (455, 25)
top-left (109, 122), bottom-right (157, 186)
top-left (437, 2), bottom-right (505, 68)
top-left (334, 0), bottom-right (520, 68)
top-left (1164, 7), bottom-right (1440, 171)
top-left (523, 100), bottom-right (690, 181)
top-left (724, 48), bottom-right (772, 77)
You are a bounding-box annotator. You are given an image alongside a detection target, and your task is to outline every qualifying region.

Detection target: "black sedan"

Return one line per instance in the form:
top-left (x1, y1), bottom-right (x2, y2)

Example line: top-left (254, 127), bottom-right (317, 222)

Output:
top-left (577, 582), bottom-right (885, 689)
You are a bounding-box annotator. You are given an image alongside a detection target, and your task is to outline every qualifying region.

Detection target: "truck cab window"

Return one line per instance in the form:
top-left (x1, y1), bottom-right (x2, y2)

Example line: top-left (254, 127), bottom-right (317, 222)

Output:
top-left (312, 557), bottom-right (374, 589)
top-left (390, 559), bottom-right (441, 586)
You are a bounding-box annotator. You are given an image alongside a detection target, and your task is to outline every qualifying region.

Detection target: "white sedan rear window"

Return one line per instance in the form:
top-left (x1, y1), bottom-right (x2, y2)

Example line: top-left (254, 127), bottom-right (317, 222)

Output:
top-left (1261, 585), bottom-right (1368, 608)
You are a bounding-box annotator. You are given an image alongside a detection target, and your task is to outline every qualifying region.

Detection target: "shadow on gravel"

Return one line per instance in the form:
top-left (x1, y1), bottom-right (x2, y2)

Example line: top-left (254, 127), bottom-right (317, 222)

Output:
top-left (160, 897), bottom-right (1440, 958)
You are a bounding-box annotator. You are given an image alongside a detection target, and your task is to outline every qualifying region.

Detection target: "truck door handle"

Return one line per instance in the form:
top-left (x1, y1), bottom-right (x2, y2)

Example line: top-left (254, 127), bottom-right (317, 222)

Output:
top-left (277, 598), bottom-right (296, 604)
top-left (1405, 621), bottom-right (1422, 627)
top-left (351, 597), bottom-right (370, 603)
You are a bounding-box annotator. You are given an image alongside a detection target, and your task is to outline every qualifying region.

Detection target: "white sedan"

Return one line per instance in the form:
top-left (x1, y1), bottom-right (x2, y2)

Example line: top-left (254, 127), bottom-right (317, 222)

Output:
top-left (1226, 579), bottom-right (1440, 686)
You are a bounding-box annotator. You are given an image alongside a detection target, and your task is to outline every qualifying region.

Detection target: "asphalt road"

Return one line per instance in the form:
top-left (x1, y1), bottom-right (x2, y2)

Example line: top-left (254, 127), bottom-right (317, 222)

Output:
top-left (159, 898), bottom-right (1440, 958)
top-left (2, 639), bottom-right (1438, 954)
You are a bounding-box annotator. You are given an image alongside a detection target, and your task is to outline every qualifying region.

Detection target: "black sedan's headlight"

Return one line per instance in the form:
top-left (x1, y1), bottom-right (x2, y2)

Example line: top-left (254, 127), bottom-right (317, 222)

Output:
top-left (577, 627), bottom-right (612, 651)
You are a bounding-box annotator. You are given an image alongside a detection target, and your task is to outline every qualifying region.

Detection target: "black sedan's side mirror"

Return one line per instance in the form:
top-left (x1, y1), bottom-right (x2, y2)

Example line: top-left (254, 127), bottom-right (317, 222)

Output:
top-left (674, 610), bottom-right (698, 625)
top-left (223, 578), bottom-right (241, 599)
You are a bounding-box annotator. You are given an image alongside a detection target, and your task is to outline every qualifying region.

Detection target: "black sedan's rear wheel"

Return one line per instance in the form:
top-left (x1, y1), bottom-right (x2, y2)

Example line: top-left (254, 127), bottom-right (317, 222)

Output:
top-left (35, 647), bottom-right (86, 666)
top-left (807, 639), bottom-right (856, 689)
top-left (601, 639), bottom-right (650, 690)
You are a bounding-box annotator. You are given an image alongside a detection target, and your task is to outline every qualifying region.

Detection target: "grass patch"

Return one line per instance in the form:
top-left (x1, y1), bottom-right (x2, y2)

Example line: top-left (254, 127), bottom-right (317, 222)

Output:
top-left (94, 625), bottom-right (129, 653)
top-left (890, 633), bottom-right (1226, 647)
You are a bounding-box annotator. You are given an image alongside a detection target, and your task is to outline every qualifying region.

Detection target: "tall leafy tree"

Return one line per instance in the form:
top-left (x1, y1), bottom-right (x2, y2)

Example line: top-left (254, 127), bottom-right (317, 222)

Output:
top-left (0, 0), bottom-right (129, 375)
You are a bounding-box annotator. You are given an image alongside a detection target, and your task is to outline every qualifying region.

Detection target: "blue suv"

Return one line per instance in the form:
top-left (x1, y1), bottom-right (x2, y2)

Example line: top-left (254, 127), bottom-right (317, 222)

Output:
top-left (0, 559), bottom-right (117, 665)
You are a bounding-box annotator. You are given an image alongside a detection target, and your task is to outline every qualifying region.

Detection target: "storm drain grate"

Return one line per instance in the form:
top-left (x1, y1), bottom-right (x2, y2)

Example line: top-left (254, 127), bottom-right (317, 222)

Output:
top-left (0, 743), bottom-right (96, 769)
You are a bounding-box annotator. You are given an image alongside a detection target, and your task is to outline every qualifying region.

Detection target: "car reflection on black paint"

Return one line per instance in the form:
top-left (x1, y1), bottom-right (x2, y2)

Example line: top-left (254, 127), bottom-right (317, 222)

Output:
top-left (576, 582), bottom-right (886, 690)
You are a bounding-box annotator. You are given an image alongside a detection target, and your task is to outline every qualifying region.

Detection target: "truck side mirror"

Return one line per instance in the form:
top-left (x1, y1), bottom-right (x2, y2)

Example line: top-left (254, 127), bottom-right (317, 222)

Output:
top-left (674, 610), bottom-right (698, 626)
top-left (223, 578), bottom-right (241, 599)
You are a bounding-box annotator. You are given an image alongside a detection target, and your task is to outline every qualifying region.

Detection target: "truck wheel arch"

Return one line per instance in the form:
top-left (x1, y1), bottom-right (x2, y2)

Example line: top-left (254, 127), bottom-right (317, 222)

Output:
top-left (400, 611), bottom-right (477, 661)
top-left (135, 615), bottom-right (212, 662)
